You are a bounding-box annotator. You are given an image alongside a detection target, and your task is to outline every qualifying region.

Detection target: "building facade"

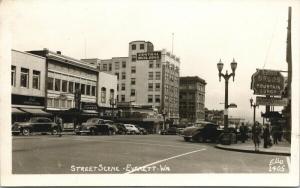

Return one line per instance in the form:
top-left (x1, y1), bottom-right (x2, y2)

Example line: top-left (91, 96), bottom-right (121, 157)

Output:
top-left (82, 41), bottom-right (180, 123)
top-left (11, 50), bottom-right (49, 122)
top-left (179, 76), bottom-right (206, 123)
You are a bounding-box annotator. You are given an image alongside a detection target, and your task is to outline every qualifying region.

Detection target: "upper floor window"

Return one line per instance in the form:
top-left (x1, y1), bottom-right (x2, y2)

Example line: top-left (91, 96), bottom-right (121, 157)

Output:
top-left (91, 86), bottom-right (96, 96)
top-left (101, 87), bottom-right (106, 103)
top-left (148, 72), bottom-right (153, 80)
top-left (109, 63), bottom-right (112, 71)
top-left (155, 83), bottom-right (160, 91)
top-left (110, 89), bottom-right (114, 100)
top-left (131, 89), bottom-right (136, 96)
top-left (131, 78), bottom-right (136, 85)
top-left (86, 85), bottom-right (91, 95)
top-left (75, 82), bottom-right (80, 91)
top-left (115, 62), bottom-right (120, 69)
top-left (155, 72), bottom-right (161, 80)
top-left (102, 64), bottom-right (107, 71)
top-left (121, 83), bottom-right (125, 91)
top-left (122, 61), bottom-right (126, 68)
top-left (68, 82), bottom-right (74, 93)
top-left (115, 73), bottom-right (119, 80)
top-left (156, 63), bottom-right (161, 68)
top-left (81, 84), bottom-right (86, 95)
top-left (149, 62), bottom-right (153, 68)
top-left (55, 78), bottom-right (61, 91)
top-left (132, 44), bottom-right (136, 50)
top-left (11, 66), bottom-right (16, 86)
top-left (121, 95), bottom-right (125, 102)
top-left (131, 66), bottom-right (136, 74)
top-left (61, 80), bottom-right (67, 92)
top-left (148, 83), bottom-right (153, 91)
top-left (155, 95), bottom-right (160, 103)
top-left (122, 72), bottom-right (126, 80)
top-left (47, 77), bottom-right (54, 90)
top-left (131, 55), bottom-right (136, 62)
top-left (20, 68), bottom-right (29, 88)
top-left (140, 44), bottom-right (144, 50)
top-left (148, 95), bottom-right (153, 103)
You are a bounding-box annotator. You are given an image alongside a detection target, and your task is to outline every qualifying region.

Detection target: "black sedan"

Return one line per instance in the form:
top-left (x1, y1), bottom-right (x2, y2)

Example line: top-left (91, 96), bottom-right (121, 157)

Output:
top-left (182, 121), bottom-right (223, 142)
top-left (12, 117), bottom-right (58, 136)
top-left (75, 118), bottom-right (117, 135)
top-left (160, 127), bottom-right (178, 135)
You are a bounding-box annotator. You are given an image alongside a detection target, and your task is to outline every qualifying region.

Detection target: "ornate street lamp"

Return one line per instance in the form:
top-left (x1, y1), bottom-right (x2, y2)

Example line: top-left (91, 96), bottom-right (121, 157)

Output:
top-left (217, 58), bottom-right (237, 131)
top-left (250, 98), bottom-right (259, 125)
top-left (110, 98), bottom-right (117, 120)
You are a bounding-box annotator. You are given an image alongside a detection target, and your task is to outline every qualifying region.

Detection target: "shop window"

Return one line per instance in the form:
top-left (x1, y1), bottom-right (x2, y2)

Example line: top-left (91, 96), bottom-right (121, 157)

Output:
top-left (148, 83), bottom-right (153, 91)
top-left (47, 77), bottom-right (54, 90)
top-left (148, 95), bottom-right (153, 103)
top-left (68, 81), bottom-right (74, 93)
top-left (86, 85), bottom-right (91, 95)
top-left (81, 84), bottom-right (86, 95)
top-left (131, 66), bottom-right (136, 74)
top-left (101, 87), bottom-right (106, 103)
top-left (131, 89), bottom-right (135, 96)
top-left (131, 78), bottom-right (136, 85)
top-left (32, 70), bottom-right (40, 89)
top-left (55, 79), bottom-right (61, 91)
top-left (20, 68), bottom-right (29, 88)
top-left (91, 86), bottom-right (96, 96)
top-left (62, 80), bottom-right (68, 92)
top-left (11, 66), bottom-right (16, 86)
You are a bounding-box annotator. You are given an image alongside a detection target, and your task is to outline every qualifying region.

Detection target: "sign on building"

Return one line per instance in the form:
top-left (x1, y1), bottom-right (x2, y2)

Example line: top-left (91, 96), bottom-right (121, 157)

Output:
top-left (251, 69), bottom-right (285, 96)
top-left (256, 96), bottom-right (288, 106)
top-left (137, 51), bottom-right (161, 60)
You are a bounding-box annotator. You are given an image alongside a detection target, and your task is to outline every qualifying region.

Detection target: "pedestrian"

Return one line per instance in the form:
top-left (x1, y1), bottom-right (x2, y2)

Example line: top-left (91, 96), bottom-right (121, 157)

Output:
top-left (56, 116), bottom-right (63, 137)
top-left (239, 123), bottom-right (247, 143)
top-left (252, 122), bottom-right (261, 151)
top-left (271, 125), bottom-right (279, 145)
top-left (263, 124), bottom-right (271, 148)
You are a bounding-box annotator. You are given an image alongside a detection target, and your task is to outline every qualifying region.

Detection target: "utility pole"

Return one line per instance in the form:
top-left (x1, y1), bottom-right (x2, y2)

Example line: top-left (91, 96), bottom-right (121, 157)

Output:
top-left (286, 7), bottom-right (292, 141)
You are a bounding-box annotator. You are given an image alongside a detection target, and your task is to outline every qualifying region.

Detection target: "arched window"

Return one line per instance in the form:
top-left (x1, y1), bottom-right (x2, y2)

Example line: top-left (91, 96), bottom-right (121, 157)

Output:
top-left (101, 87), bottom-right (106, 103)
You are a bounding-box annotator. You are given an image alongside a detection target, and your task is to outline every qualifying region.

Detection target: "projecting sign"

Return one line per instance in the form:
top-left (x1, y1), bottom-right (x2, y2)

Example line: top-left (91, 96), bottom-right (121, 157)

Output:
top-left (251, 69), bottom-right (285, 96)
top-left (137, 51), bottom-right (161, 60)
top-left (256, 96), bottom-right (288, 106)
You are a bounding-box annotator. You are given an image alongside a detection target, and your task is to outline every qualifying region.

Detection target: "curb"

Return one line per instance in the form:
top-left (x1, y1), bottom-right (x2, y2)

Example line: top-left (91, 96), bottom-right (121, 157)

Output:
top-left (215, 144), bottom-right (291, 156)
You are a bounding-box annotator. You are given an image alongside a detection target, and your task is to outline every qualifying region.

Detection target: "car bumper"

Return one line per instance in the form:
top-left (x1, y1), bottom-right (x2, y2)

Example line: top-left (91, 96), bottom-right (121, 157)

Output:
top-left (12, 130), bottom-right (21, 133)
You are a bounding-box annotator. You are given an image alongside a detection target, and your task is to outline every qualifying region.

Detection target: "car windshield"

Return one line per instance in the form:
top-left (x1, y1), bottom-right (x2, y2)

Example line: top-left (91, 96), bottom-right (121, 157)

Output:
top-left (87, 118), bottom-right (99, 123)
top-left (193, 123), bottom-right (207, 128)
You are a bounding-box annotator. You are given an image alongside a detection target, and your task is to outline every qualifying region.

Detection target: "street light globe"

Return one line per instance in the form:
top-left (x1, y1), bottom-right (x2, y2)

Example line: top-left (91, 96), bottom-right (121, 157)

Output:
top-left (230, 58), bottom-right (237, 72)
top-left (250, 98), bottom-right (253, 105)
top-left (217, 59), bottom-right (224, 72)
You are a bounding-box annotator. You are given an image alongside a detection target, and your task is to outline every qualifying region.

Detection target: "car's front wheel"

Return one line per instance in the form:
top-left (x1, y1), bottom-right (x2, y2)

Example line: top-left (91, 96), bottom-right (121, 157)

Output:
top-left (193, 135), bottom-right (204, 143)
top-left (52, 128), bottom-right (58, 135)
top-left (22, 128), bottom-right (30, 136)
top-left (184, 137), bottom-right (191, 142)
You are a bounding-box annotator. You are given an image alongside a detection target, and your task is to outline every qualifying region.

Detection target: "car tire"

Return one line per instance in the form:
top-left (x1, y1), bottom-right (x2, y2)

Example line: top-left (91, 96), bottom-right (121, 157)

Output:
top-left (195, 135), bottom-right (204, 143)
top-left (184, 137), bottom-right (191, 142)
top-left (90, 128), bottom-right (96, 136)
top-left (22, 128), bottom-right (30, 136)
top-left (75, 132), bottom-right (81, 135)
top-left (108, 129), bottom-right (113, 135)
top-left (52, 128), bottom-right (58, 135)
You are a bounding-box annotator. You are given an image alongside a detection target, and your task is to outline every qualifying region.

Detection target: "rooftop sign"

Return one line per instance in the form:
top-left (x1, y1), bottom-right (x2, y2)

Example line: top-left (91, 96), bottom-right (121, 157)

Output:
top-left (137, 51), bottom-right (161, 60)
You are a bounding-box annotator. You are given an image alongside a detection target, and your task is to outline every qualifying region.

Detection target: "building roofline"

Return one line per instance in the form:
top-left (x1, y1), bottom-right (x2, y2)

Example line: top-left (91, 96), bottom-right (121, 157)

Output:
top-left (180, 76), bottom-right (207, 84)
top-left (12, 49), bottom-right (46, 60)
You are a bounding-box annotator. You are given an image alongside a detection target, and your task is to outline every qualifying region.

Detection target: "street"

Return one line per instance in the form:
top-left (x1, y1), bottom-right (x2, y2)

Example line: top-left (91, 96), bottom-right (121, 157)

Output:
top-left (12, 134), bottom-right (290, 174)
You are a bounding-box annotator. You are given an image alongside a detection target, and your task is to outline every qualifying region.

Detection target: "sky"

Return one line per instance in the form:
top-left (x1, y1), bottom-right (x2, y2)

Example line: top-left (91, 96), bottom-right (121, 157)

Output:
top-left (2, 0), bottom-right (299, 123)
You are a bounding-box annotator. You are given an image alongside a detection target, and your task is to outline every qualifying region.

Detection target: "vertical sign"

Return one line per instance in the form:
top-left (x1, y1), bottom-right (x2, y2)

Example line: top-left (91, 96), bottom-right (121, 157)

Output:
top-left (74, 89), bottom-right (81, 110)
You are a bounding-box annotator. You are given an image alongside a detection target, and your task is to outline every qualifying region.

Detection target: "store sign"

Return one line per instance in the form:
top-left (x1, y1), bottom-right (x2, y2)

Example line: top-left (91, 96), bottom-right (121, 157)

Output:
top-left (82, 102), bottom-right (98, 110)
top-left (251, 69), bottom-right (285, 96)
top-left (256, 96), bottom-right (288, 106)
top-left (137, 51), bottom-right (161, 60)
top-left (12, 94), bottom-right (45, 106)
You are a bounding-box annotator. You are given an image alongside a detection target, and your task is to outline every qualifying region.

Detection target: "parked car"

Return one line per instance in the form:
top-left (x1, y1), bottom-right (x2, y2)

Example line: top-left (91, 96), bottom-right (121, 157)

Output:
top-left (135, 125), bottom-right (148, 135)
top-left (176, 128), bottom-right (185, 135)
top-left (75, 118), bottom-right (116, 135)
top-left (124, 124), bottom-right (140, 134)
top-left (115, 123), bottom-right (127, 135)
top-left (161, 127), bottom-right (178, 135)
top-left (12, 117), bottom-right (58, 136)
top-left (182, 121), bottom-right (223, 142)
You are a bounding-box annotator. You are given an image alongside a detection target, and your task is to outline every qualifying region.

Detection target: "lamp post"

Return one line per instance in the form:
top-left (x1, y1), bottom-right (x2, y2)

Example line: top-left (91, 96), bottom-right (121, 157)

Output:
top-left (110, 98), bottom-right (117, 120)
top-left (250, 98), bottom-right (259, 125)
top-left (217, 59), bottom-right (237, 132)
top-left (162, 110), bottom-right (166, 131)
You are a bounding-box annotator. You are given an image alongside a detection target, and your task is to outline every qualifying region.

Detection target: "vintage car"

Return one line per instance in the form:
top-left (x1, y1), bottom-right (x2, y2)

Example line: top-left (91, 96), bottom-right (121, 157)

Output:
top-left (115, 123), bottom-right (127, 134)
top-left (135, 125), bottom-right (148, 135)
top-left (12, 117), bottom-right (58, 136)
top-left (182, 121), bottom-right (223, 142)
top-left (160, 127), bottom-right (178, 135)
top-left (124, 124), bottom-right (140, 134)
top-left (75, 118), bottom-right (117, 135)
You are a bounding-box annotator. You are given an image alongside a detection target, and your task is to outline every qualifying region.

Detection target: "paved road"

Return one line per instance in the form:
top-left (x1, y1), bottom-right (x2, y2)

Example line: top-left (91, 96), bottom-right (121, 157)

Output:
top-left (12, 134), bottom-right (290, 174)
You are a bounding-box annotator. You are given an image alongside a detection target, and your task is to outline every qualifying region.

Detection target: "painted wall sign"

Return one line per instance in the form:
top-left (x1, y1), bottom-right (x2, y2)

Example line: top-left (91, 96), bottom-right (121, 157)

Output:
top-left (251, 69), bottom-right (285, 96)
top-left (137, 51), bottom-right (161, 60)
top-left (256, 96), bottom-right (288, 106)
top-left (12, 94), bottom-right (45, 106)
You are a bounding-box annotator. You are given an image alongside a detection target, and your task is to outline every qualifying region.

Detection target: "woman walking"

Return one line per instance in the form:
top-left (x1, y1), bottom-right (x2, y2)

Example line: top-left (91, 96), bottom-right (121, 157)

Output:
top-left (252, 122), bottom-right (261, 151)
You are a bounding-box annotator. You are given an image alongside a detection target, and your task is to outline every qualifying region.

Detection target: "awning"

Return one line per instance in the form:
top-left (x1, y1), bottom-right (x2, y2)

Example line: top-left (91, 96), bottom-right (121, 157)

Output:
top-left (20, 108), bottom-right (52, 116)
top-left (12, 108), bottom-right (27, 114)
top-left (82, 110), bottom-right (99, 116)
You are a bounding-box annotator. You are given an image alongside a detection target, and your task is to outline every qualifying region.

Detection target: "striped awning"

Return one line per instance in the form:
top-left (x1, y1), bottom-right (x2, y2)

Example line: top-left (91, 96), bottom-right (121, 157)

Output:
top-left (12, 108), bottom-right (26, 114)
top-left (20, 108), bottom-right (51, 116)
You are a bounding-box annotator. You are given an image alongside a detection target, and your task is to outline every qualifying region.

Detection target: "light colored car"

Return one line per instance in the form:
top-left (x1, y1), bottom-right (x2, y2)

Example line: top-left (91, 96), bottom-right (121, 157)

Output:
top-left (124, 124), bottom-right (140, 134)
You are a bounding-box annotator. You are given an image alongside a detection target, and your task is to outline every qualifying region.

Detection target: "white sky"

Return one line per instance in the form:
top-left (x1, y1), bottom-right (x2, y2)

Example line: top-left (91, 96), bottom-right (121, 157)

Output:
top-left (2, 0), bottom-right (299, 123)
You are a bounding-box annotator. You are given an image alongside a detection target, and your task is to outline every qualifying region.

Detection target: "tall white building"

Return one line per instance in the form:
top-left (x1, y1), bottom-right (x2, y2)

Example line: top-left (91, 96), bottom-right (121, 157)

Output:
top-left (82, 41), bottom-right (180, 123)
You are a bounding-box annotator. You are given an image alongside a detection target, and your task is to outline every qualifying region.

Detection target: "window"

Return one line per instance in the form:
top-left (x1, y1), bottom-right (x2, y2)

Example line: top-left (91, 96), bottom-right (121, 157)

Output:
top-left (61, 99), bottom-right (66, 108)
top-left (156, 63), bottom-right (160, 68)
top-left (115, 62), bottom-right (119, 69)
top-left (117, 84), bottom-right (119, 91)
top-left (67, 100), bottom-right (72, 108)
top-left (11, 66), bottom-right (16, 86)
top-left (102, 64), bottom-right (107, 71)
top-left (148, 95), bottom-right (153, 103)
top-left (149, 63), bottom-right (153, 68)
top-left (115, 73), bottom-right (119, 80)
top-left (75, 83), bottom-right (80, 91)
top-left (101, 87), bottom-right (106, 103)
top-left (122, 61), bottom-right (126, 68)
top-left (132, 44), bottom-right (136, 50)
top-left (32, 70), bottom-right (41, 89)
top-left (91, 86), bottom-right (96, 96)
top-left (47, 98), bottom-right (53, 107)
top-left (86, 85), bottom-right (91, 95)
top-left (140, 44), bottom-right (144, 50)
top-left (131, 55), bottom-right (136, 62)
top-left (68, 81), bottom-right (74, 93)
top-left (110, 89), bottom-right (114, 100)
top-left (62, 80), bottom-right (67, 92)
top-left (131, 89), bottom-right (135, 96)
top-left (81, 84), bottom-right (86, 95)
top-left (148, 83), bottom-right (153, 91)
top-left (121, 83), bottom-right (125, 91)
top-left (54, 98), bottom-right (59, 108)
top-left (155, 95), bottom-right (160, 103)
top-left (47, 77), bottom-right (54, 90)
top-left (109, 63), bottom-right (112, 71)
top-left (121, 95), bottom-right (125, 102)
top-left (122, 72), bottom-right (126, 80)
top-left (155, 72), bottom-right (161, 80)
top-left (155, 83), bottom-right (160, 91)
top-left (131, 66), bottom-right (136, 74)
top-left (55, 79), bottom-right (61, 91)
top-left (131, 78), bottom-right (136, 85)
top-left (148, 72), bottom-right (153, 80)
top-left (20, 68), bottom-right (29, 88)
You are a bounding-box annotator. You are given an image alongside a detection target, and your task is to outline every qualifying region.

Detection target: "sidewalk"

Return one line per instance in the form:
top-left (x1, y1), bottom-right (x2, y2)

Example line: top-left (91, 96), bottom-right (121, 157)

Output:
top-left (215, 139), bottom-right (291, 156)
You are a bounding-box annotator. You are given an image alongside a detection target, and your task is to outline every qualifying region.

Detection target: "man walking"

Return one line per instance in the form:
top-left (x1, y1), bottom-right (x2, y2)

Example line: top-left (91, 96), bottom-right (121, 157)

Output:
top-left (56, 116), bottom-right (63, 137)
top-left (263, 124), bottom-right (271, 148)
top-left (252, 122), bottom-right (261, 151)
